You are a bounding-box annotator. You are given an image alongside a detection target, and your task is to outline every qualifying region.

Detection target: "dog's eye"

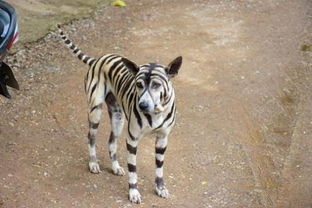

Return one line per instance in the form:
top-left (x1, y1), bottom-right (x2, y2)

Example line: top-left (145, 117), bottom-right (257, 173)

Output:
top-left (151, 82), bottom-right (161, 89)
top-left (136, 82), bottom-right (144, 89)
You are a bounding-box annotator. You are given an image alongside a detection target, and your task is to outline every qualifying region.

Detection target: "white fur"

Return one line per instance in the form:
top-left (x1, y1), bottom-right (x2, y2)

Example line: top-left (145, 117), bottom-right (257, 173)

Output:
top-left (155, 185), bottom-right (169, 198)
top-left (155, 167), bottom-right (163, 178)
top-left (89, 161), bottom-right (101, 173)
top-left (112, 161), bottom-right (125, 176)
top-left (129, 188), bottom-right (142, 204)
top-left (88, 144), bottom-right (96, 157)
top-left (128, 172), bottom-right (138, 184)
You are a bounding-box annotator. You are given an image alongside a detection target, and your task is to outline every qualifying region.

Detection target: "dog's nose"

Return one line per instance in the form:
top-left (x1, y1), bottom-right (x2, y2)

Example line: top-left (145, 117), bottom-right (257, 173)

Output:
top-left (139, 102), bottom-right (149, 111)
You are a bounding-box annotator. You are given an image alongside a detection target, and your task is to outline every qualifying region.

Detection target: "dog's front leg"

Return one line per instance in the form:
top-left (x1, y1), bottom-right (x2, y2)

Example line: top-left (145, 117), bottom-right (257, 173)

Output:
top-left (126, 131), bottom-right (142, 204)
top-left (154, 134), bottom-right (169, 198)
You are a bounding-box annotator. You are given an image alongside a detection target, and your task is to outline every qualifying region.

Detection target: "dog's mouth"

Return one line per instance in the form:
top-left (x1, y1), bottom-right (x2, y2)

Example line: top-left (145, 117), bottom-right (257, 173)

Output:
top-left (154, 104), bottom-right (164, 114)
top-left (140, 104), bottom-right (164, 114)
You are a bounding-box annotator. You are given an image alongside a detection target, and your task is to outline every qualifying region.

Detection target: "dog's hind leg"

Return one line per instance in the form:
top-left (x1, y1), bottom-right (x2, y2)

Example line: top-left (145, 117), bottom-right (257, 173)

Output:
top-left (105, 92), bottom-right (125, 176)
top-left (87, 101), bottom-right (103, 173)
top-left (86, 80), bottom-right (105, 174)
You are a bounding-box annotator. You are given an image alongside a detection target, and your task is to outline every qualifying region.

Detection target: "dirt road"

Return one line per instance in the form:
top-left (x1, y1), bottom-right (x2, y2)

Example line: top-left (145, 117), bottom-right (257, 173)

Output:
top-left (0, 0), bottom-right (311, 207)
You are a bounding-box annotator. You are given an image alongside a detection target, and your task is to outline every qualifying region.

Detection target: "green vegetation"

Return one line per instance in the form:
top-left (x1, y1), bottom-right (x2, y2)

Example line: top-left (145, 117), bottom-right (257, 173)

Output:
top-left (10, 0), bottom-right (109, 43)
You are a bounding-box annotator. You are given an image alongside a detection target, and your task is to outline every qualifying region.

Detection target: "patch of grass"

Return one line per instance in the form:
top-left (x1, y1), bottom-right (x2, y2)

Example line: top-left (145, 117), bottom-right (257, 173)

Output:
top-left (301, 44), bottom-right (311, 52)
top-left (13, 0), bottom-right (109, 44)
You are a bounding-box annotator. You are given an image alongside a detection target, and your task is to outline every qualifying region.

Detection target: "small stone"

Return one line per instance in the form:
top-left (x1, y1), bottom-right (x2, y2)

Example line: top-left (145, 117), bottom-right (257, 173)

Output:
top-left (201, 181), bottom-right (208, 185)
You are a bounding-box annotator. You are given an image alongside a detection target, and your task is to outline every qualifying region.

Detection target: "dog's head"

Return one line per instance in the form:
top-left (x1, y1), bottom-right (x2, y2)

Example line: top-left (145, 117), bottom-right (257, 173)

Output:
top-left (122, 56), bottom-right (182, 114)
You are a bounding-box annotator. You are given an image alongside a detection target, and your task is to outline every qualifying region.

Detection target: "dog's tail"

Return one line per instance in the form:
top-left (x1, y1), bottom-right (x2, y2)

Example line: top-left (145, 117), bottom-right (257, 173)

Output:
top-left (57, 24), bottom-right (96, 66)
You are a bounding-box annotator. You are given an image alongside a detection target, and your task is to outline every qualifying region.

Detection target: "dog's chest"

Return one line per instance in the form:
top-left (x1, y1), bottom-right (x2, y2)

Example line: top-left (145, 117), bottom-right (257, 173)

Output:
top-left (142, 113), bottom-right (163, 129)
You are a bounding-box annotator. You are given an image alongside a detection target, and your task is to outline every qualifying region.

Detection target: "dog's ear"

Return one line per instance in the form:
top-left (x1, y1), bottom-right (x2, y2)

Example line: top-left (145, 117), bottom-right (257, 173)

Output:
top-left (122, 58), bottom-right (139, 75)
top-left (166, 56), bottom-right (182, 79)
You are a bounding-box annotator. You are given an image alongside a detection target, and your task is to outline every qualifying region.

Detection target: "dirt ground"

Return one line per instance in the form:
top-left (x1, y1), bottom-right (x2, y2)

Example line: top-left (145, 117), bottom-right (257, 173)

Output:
top-left (0, 0), bottom-right (312, 207)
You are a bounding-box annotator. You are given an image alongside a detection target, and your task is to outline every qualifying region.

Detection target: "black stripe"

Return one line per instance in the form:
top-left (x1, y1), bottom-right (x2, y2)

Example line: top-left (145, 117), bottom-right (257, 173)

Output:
top-left (167, 108), bottom-right (176, 127)
top-left (155, 147), bottom-right (167, 155)
top-left (144, 113), bottom-right (152, 127)
top-left (129, 183), bottom-right (138, 189)
top-left (101, 55), bottom-right (116, 66)
top-left (78, 53), bottom-right (84, 60)
top-left (116, 72), bottom-right (128, 92)
top-left (122, 102), bottom-right (127, 119)
top-left (108, 60), bottom-right (122, 81)
top-left (133, 99), bottom-right (142, 128)
top-left (88, 56), bottom-right (106, 92)
top-left (156, 103), bottom-right (175, 129)
top-left (105, 55), bottom-right (119, 65)
top-left (138, 88), bottom-right (148, 101)
top-left (111, 153), bottom-right (117, 161)
top-left (89, 122), bottom-right (99, 129)
top-left (114, 74), bottom-right (121, 89)
top-left (89, 59), bottom-right (96, 66)
top-left (90, 103), bottom-right (102, 113)
top-left (150, 73), bottom-right (168, 86)
top-left (112, 65), bottom-right (125, 82)
top-left (163, 90), bottom-right (168, 101)
top-left (155, 177), bottom-right (164, 187)
top-left (83, 56), bottom-right (90, 64)
top-left (90, 83), bottom-right (97, 98)
top-left (62, 36), bottom-right (66, 40)
top-left (73, 48), bottom-right (79, 53)
top-left (121, 77), bottom-right (134, 97)
top-left (88, 133), bottom-right (95, 146)
top-left (155, 159), bottom-right (164, 168)
top-left (111, 66), bottom-right (123, 88)
top-left (108, 132), bottom-right (115, 143)
top-left (127, 143), bottom-right (137, 154)
top-left (64, 39), bottom-right (70, 44)
top-left (123, 78), bottom-right (134, 99)
top-left (128, 93), bottom-right (134, 106)
top-left (69, 44), bottom-right (75, 50)
top-left (88, 66), bottom-right (96, 92)
top-left (128, 164), bottom-right (136, 172)
top-left (128, 130), bottom-right (136, 141)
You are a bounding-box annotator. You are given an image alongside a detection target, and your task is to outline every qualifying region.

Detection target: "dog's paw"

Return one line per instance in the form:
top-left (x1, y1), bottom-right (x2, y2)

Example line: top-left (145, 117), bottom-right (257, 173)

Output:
top-left (112, 166), bottom-right (125, 176)
top-left (155, 186), bottom-right (169, 198)
top-left (129, 189), bottom-right (142, 204)
top-left (89, 161), bottom-right (101, 174)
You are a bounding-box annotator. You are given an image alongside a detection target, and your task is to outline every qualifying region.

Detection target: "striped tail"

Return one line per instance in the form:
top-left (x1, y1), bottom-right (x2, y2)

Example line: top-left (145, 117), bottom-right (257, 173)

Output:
top-left (57, 24), bottom-right (96, 66)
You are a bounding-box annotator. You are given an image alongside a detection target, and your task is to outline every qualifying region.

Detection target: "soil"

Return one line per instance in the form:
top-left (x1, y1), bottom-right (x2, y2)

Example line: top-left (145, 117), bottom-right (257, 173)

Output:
top-left (0, 0), bottom-right (312, 207)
